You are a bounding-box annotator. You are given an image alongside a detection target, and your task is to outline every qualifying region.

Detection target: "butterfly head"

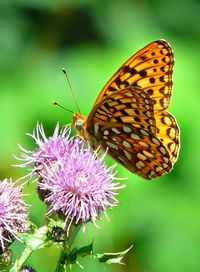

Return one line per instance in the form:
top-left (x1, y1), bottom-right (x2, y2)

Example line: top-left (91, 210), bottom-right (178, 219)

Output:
top-left (73, 113), bottom-right (89, 139)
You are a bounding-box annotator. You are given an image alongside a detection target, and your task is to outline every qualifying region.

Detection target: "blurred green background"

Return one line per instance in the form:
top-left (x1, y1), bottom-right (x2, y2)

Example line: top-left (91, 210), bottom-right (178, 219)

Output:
top-left (0, 0), bottom-right (200, 271)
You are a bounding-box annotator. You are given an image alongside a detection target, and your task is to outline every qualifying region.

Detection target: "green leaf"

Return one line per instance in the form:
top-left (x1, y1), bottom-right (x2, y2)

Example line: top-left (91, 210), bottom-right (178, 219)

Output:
top-left (95, 245), bottom-right (133, 265)
top-left (48, 218), bottom-right (65, 230)
top-left (76, 241), bottom-right (93, 257)
top-left (69, 241), bottom-right (93, 264)
top-left (20, 226), bottom-right (50, 250)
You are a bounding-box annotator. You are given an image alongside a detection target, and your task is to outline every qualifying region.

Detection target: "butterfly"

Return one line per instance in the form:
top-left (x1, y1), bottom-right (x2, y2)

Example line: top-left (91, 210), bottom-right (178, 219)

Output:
top-left (73, 40), bottom-right (180, 179)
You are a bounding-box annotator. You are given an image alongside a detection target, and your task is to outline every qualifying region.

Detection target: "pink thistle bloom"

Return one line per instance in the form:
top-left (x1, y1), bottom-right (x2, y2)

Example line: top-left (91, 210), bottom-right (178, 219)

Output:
top-left (0, 179), bottom-right (28, 252)
top-left (15, 123), bottom-right (72, 181)
top-left (16, 123), bottom-right (125, 235)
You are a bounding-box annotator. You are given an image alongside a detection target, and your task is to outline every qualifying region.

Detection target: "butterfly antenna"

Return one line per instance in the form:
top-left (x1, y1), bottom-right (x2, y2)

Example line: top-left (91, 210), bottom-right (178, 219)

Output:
top-left (62, 68), bottom-right (81, 115)
top-left (52, 101), bottom-right (80, 117)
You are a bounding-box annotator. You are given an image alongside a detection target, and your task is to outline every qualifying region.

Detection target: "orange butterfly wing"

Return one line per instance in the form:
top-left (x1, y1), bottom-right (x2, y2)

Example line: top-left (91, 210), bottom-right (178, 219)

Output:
top-left (94, 39), bottom-right (174, 112)
top-left (154, 111), bottom-right (179, 164)
top-left (87, 88), bottom-right (172, 179)
top-left (82, 40), bottom-right (179, 179)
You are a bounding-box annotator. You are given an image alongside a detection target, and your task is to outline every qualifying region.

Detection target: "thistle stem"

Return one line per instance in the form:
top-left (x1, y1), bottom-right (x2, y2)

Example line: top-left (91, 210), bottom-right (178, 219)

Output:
top-left (10, 246), bottom-right (33, 272)
top-left (55, 224), bottom-right (81, 272)
top-left (55, 247), bottom-right (68, 272)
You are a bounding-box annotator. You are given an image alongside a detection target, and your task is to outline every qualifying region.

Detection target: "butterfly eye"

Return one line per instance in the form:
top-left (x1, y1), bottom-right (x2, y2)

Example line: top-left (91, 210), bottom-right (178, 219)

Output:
top-left (76, 118), bottom-right (84, 127)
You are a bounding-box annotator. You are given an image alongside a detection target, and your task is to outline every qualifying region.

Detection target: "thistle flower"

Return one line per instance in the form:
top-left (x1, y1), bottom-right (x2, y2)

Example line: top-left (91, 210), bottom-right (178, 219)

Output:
top-left (0, 179), bottom-right (28, 252)
top-left (15, 123), bottom-right (72, 181)
top-left (16, 123), bottom-right (125, 235)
